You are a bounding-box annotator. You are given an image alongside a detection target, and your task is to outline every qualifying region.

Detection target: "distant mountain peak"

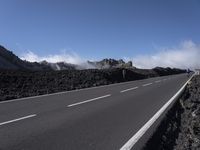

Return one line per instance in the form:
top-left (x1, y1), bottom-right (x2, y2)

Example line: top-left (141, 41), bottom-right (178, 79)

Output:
top-left (88, 58), bottom-right (133, 69)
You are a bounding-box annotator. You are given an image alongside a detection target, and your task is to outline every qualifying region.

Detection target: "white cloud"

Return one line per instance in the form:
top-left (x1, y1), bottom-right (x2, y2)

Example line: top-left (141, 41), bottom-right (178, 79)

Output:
top-left (20, 50), bottom-right (84, 65)
top-left (125, 40), bottom-right (200, 69)
top-left (20, 40), bottom-right (200, 70)
top-left (20, 50), bottom-right (97, 69)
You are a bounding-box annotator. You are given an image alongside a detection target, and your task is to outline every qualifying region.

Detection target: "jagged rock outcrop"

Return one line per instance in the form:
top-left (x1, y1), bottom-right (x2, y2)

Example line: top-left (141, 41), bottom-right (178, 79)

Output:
top-left (88, 58), bottom-right (133, 69)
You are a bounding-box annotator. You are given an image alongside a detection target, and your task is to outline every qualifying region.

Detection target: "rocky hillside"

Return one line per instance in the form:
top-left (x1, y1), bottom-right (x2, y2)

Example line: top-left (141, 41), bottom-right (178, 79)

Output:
top-left (0, 44), bottom-right (187, 103)
top-left (0, 68), bottom-right (185, 102)
top-left (88, 58), bottom-right (133, 69)
top-left (174, 75), bottom-right (200, 149)
top-left (0, 45), bottom-right (51, 70)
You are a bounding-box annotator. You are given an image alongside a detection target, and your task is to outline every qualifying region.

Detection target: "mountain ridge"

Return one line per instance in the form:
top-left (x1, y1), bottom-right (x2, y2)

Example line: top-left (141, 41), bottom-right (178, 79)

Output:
top-left (0, 45), bottom-right (52, 70)
top-left (0, 45), bottom-right (134, 70)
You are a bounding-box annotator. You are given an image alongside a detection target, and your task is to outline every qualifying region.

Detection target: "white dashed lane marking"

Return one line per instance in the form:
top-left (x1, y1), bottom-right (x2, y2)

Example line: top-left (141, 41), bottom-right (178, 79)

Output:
top-left (0, 114), bottom-right (37, 126)
top-left (67, 94), bottom-right (111, 107)
top-left (142, 83), bottom-right (153, 87)
top-left (120, 87), bottom-right (139, 93)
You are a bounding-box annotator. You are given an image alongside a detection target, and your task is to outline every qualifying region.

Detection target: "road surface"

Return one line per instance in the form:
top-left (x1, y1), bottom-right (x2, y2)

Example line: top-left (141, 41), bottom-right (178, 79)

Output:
top-left (0, 73), bottom-right (189, 150)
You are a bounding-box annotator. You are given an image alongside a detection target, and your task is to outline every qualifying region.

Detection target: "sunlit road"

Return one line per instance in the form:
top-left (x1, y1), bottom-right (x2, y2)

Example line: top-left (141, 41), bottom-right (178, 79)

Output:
top-left (0, 74), bottom-right (189, 150)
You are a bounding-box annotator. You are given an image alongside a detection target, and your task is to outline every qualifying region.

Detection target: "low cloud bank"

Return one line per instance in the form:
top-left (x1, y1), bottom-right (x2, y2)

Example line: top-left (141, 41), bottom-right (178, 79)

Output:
top-left (21, 51), bottom-right (83, 64)
top-left (21, 40), bottom-right (200, 70)
top-left (20, 50), bottom-right (95, 69)
top-left (126, 40), bottom-right (200, 69)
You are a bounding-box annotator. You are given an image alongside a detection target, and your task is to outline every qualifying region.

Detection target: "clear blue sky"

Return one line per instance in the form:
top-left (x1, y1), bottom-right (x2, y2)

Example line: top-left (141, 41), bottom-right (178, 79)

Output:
top-left (0, 0), bottom-right (200, 60)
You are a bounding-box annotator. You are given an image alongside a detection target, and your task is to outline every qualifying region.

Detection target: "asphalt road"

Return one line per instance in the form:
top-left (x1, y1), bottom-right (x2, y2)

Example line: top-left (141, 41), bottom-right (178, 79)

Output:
top-left (0, 73), bottom-right (189, 150)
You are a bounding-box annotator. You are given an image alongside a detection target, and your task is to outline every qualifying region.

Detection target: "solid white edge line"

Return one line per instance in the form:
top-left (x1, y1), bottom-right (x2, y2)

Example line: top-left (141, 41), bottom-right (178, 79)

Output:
top-left (142, 83), bottom-right (153, 87)
top-left (0, 114), bottom-right (37, 126)
top-left (120, 74), bottom-right (195, 150)
top-left (67, 94), bottom-right (111, 107)
top-left (120, 87), bottom-right (139, 93)
top-left (0, 74), bottom-right (184, 104)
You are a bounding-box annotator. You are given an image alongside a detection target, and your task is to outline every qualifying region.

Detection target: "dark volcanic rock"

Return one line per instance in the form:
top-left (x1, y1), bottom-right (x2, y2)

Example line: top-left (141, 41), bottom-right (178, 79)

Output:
top-left (153, 67), bottom-right (186, 76)
top-left (174, 76), bottom-right (200, 150)
top-left (0, 45), bottom-right (186, 102)
top-left (0, 68), bottom-right (184, 102)
top-left (88, 58), bottom-right (133, 69)
top-left (0, 69), bottom-right (144, 101)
